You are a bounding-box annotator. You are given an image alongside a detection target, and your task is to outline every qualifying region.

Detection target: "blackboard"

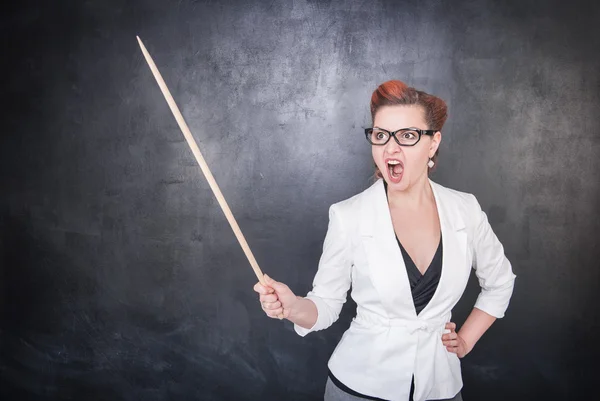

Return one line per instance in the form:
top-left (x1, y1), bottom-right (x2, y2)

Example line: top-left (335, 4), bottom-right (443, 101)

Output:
top-left (1, 0), bottom-right (599, 399)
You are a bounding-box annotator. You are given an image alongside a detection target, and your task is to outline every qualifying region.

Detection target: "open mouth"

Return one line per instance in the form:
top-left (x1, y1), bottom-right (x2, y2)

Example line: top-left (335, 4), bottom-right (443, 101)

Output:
top-left (387, 159), bottom-right (404, 183)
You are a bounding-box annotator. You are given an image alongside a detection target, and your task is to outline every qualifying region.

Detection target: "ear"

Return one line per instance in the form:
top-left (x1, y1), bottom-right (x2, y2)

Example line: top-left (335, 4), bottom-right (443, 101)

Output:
top-left (430, 131), bottom-right (442, 156)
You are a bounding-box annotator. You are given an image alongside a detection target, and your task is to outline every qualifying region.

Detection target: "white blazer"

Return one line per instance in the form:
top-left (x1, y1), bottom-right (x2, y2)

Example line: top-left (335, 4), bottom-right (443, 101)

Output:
top-left (294, 178), bottom-right (516, 401)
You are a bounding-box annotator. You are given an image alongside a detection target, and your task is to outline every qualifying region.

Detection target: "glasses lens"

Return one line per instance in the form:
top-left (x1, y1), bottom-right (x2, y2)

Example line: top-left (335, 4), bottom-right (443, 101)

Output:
top-left (397, 129), bottom-right (420, 146)
top-left (369, 129), bottom-right (389, 145)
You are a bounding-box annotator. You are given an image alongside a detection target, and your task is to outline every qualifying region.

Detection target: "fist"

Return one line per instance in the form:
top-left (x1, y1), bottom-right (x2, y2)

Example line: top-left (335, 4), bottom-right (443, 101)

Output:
top-left (442, 322), bottom-right (471, 358)
top-left (253, 274), bottom-right (297, 319)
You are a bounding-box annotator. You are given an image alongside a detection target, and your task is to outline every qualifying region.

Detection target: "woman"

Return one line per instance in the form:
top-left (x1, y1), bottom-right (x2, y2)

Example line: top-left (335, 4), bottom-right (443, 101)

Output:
top-left (254, 80), bottom-right (516, 401)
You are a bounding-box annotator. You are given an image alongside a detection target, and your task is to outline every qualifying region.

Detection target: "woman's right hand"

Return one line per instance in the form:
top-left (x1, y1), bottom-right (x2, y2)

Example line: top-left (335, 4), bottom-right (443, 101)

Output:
top-left (253, 274), bottom-right (298, 319)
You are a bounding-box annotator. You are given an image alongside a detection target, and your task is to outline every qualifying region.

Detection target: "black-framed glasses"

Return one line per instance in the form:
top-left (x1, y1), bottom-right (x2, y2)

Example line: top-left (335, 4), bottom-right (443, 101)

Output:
top-left (364, 127), bottom-right (436, 146)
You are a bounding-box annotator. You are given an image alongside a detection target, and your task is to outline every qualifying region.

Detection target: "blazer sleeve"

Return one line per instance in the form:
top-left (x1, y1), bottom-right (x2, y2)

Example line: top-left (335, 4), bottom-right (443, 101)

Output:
top-left (294, 203), bottom-right (353, 337)
top-left (469, 194), bottom-right (517, 318)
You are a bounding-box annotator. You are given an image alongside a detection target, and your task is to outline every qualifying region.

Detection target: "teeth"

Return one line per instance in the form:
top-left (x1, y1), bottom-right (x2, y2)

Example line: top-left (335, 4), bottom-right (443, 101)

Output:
top-left (388, 160), bottom-right (400, 165)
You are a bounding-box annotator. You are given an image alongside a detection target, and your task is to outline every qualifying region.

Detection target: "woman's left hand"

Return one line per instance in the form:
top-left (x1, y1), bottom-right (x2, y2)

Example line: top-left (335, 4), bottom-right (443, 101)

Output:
top-left (442, 322), bottom-right (471, 358)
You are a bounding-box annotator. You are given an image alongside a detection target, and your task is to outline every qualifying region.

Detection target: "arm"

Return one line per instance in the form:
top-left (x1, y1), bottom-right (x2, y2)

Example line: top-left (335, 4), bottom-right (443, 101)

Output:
top-left (288, 296), bottom-right (318, 329)
top-left (443, 195), bottom-right (516, 357)
top-left (456, 307), bottom-right (496, 355)
top-left (469, 193), bottom-right (516, 320)
top-left (293, 203), bottom-right (353, 336)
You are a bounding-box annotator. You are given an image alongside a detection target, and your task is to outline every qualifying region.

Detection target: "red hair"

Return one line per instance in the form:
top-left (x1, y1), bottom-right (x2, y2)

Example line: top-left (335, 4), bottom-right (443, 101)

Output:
top-left (370, 80), bottom-right (448, 177)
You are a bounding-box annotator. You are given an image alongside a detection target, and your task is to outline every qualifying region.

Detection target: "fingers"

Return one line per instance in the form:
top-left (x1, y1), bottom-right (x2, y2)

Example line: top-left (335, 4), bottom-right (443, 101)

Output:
top-left (442, 331), bottom-right (468, 358)
top-left (264, 306), bottom-right (284, 319)
top-left (256, 274), bottom-right (295, 321)
top-left (253, 282), bottom-right (274, 295)
top-left (261, 299), bottom-right (284, 320)
top-left (264, 274), bottom-right (290, 294)
top-left (441, 332), bottom-right (457, 342)
top-left (442, 339), bottom-right (459, 347)
top-left (444, 322), bottom-right (457, 332)
top-left (261, 300), bottom-right (282, 311)
top-left (267, 309), bottom-right (290, 320)
top-left (260, 293), bottom-right (278, 303)
top-left (444, 335), bottom-right (459, 352)
top-left (445, 322), bottom-right (456, 331)
top-left (445, 344), bottom-right (466, 358)
top-left (442, 323), bottom-right (459, 349)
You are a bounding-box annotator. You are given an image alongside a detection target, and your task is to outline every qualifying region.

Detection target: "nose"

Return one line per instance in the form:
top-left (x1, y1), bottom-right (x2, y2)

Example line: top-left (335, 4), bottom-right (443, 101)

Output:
top-left (384, 135), bottom-right (403, 154)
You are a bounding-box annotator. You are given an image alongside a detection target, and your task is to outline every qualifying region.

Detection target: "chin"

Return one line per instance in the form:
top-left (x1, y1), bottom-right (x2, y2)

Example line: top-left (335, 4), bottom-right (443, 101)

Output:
top-left (386, 179), bottom-right (411, 191)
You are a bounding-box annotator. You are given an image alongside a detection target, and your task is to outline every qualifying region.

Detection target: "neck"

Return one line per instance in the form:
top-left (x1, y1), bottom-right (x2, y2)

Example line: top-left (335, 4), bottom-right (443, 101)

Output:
top-left (386, 174), bottom-right (433, 209)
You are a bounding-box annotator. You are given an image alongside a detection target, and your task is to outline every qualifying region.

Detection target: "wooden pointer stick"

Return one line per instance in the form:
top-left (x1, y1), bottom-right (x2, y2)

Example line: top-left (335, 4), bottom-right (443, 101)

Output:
top-left (136, 36), bottom-right (267, 287)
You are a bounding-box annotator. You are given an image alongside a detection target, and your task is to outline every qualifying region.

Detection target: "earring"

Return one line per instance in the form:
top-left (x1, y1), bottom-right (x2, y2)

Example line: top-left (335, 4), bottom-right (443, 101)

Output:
top-left (427, 158), bottom-right (435, 168)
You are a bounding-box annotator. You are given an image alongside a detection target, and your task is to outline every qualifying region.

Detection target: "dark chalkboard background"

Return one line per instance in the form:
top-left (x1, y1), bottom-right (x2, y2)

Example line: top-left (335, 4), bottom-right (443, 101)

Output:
top-left (1, 0), bottom-right (599, 400)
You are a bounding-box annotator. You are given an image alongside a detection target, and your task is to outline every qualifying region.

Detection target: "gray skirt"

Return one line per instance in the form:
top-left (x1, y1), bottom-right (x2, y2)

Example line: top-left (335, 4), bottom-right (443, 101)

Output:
top-left (324, 377), bottom-right (463, 401)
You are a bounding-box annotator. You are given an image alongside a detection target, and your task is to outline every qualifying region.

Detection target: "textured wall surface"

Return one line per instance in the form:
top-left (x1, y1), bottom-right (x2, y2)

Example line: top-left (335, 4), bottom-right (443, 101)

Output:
top-left (1, 0), bottom-right (599, 400)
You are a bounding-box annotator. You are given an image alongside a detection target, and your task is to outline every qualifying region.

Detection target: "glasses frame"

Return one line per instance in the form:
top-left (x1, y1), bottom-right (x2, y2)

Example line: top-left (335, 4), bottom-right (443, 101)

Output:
top-left (364, 127), bottom-right (437, 146)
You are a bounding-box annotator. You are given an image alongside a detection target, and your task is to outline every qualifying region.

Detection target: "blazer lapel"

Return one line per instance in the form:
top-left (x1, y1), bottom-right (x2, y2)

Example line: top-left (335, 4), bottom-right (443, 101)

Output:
top-left (418, 179), bottom-right (468, 319)
top-left (359, 180), bottom-right (415, 319)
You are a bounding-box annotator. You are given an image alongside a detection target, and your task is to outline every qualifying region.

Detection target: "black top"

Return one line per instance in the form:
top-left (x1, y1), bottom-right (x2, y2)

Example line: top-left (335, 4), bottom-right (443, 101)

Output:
top-left (397, 235), bottom-right (442, 316)
top-left (328, 181), bottom-right (443, 401)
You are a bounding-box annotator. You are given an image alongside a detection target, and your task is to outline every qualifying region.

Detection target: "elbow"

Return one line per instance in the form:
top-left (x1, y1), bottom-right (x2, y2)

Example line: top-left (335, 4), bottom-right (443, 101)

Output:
top-left (475, 274), bottom-right (516, 319)
top-left (294, 294), bottom-right (345, 336)
top-left (309, 294), bottom-right (345, 330)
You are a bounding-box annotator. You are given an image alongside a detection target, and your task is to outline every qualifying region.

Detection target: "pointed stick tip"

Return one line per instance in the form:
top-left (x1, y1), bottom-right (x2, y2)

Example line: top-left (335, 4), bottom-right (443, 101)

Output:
top-left (136, 36), bottom-right (147, 52)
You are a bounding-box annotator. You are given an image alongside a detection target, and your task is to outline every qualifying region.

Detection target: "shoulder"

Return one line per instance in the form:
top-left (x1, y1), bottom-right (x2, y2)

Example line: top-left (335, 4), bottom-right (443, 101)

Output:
top-left (431, 180), bottom-right (484, 212)
top-left (430, 180), bottom-right (485, 231)
top-left (324, 179), bottom-right (382, 229)
top-left (330, 179), bottom-right (381, 212)
top-left (430, 180), bottom-right (476, 205)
